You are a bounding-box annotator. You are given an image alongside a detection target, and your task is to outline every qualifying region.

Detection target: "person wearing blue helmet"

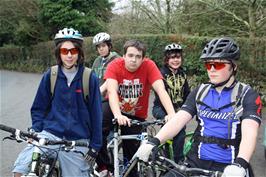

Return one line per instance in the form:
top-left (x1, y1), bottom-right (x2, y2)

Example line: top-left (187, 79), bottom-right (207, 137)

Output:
top-left (135, 37), bottom-right (262, 177)
top-left (12, 28), bottom-right (103, 177)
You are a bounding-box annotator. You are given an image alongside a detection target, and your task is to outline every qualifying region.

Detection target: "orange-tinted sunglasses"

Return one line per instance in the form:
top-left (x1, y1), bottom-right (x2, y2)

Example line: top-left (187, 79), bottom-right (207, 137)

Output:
top-left (204, 62), bottom-right (231, 70)
top-left (60, 48), bottom-right (79, 55)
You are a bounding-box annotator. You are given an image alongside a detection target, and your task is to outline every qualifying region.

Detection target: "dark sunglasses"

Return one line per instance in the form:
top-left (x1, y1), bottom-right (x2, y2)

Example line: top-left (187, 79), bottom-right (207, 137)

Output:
top-left (204, 62), bottom-right (231, 70)
top-left (60, 48), bottom-right (79, 55)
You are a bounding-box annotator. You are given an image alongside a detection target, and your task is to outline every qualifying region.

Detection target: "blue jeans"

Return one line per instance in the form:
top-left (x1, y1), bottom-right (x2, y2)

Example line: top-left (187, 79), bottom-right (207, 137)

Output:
top-left (13, 131), bottom-right (91, 177)
top-left (152, 105), bottom-right (186, 163)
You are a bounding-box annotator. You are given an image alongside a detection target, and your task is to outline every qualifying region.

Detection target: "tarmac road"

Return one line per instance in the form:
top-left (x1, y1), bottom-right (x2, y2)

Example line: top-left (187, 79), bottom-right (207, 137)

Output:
top-left (0, 70), bottom-right (265, 176)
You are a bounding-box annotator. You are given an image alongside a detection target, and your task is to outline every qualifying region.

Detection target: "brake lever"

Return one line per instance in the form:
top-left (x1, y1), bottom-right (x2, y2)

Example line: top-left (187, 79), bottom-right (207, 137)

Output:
top-left (2, 135), bottom-right (23, 143)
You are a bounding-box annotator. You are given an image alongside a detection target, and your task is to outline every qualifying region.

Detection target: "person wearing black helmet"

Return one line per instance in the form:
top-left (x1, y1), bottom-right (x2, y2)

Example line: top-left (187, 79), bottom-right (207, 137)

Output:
top-left (12, 28), bottom-right (103, 177)
top-left (92, 32), bottom-right (120, 97)
top-left (152, 43), bottom-right (190, 163)
top-left (134, 37), bottom-right (262, 177)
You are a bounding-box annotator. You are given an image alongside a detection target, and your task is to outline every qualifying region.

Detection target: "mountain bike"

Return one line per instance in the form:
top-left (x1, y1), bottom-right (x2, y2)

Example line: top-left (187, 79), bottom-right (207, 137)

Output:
top-left (122, 155), bottom-right (223, 177)
top-left (0, 124), bottom-right (97, 177)
top-left (108, 119), bottom-right (165, 177)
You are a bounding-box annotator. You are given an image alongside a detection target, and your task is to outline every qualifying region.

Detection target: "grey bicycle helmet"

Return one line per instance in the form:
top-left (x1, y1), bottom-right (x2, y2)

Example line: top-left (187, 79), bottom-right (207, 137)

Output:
top-left (200, 37), bottom-right (240, 61)
top-left (164, 43), bottom-right (182, 51)
top-left (93, 32), bottom-right (111, 46)
top-left (54, 28), bottom-right (83, 45)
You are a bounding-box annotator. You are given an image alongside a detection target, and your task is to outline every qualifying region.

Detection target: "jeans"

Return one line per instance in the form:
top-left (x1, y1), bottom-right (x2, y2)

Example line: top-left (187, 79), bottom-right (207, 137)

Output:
top-left (152, 105), bottom-right (186, 163)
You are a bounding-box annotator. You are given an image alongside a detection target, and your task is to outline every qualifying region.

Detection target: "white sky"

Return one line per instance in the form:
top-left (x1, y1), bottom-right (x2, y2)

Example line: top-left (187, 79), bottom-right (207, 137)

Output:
top-left (110, 0), bottom-right (130, 14)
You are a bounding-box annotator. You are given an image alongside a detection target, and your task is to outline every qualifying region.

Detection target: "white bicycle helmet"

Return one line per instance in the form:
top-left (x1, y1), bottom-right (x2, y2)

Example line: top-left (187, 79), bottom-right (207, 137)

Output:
top-left (54, 28), bottom-right (83, 45)
top-left (93, 32), bottom-right (111, 46)
top-left (164, 43), bottom-right (182, 51)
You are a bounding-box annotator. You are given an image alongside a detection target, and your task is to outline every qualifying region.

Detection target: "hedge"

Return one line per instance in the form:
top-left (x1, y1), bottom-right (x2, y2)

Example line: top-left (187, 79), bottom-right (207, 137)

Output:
top-left (1, 34), bottom-right (265, 102)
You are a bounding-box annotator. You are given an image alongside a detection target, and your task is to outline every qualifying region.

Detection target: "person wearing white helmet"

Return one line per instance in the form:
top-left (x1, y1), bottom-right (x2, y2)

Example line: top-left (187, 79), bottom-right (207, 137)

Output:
top-left (134, 37), bottom-right (262, 177)
top-left (12, 28), bottom-right (103, 177)
top-left (152, 43), bottom-right (190, 163)
top-left (92, 32), bottom-right (120, 97)
top-left (92, 32), bottom-right (120, 177)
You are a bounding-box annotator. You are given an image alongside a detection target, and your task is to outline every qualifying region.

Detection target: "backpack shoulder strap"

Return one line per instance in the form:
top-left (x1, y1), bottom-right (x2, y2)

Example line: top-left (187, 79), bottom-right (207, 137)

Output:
top-left (196, 83), bottom-right (212, 103)
top-left (82, 67), bottom-right (92, 101)
top-left (50, 65), bottom-right (58, 97)
top-left (232, 82), bottom-right (250, 118)
top-left (195, 83), bottom-right (212, 112)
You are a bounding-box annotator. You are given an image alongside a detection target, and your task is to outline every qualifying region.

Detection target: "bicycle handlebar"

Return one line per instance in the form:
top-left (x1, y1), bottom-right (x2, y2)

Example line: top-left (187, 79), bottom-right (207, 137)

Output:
top-left (0, 124), bottom-right (88, 147)
top-left (112, 119), bottom-right (165, 127)
top-left (122, 155), bottom-right (223, 177)
top-left (157, 156), bottom-right (223, 177)
top-left (0, 124), bottom-right (39, 141)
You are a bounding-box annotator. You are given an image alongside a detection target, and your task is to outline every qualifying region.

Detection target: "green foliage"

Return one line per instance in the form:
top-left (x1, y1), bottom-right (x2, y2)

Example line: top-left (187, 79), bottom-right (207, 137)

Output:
top-left (0, 0), bottom-right (114, 46)
top-left (39, 0), bottom-right (114, 37)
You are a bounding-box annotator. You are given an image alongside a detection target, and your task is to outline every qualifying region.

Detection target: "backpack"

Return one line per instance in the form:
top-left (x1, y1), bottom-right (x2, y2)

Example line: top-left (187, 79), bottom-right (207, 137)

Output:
top-left (50, 65), bottom-right (92, 101)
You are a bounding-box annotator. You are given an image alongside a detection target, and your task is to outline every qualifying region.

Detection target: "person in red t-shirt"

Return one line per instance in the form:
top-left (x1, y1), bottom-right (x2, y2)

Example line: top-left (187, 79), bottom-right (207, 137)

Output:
top-left (96, 39), bottom-right (176, 177)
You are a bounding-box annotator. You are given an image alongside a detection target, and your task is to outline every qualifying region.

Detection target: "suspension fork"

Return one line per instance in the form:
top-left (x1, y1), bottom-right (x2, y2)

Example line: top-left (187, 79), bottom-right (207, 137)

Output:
top-left (23, 139), bottom-right (46, 177)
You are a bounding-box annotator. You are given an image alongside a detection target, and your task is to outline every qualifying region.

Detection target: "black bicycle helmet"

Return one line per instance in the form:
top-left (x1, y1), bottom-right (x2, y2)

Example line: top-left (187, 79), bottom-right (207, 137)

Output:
top-left (200, 37), bottom-right (240, 61)
top-left (54, 28), bottom-right (83, 46)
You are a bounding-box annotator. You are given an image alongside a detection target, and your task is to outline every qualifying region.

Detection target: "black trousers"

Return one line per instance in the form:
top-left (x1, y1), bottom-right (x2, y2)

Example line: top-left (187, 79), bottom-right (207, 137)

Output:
top-left (96, 101), bottom-right (143, 177)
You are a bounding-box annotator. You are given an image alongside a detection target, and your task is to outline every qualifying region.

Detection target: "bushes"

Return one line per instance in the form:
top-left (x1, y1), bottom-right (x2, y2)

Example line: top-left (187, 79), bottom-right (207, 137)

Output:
top-left (0, 34), bottom-right (265, 102)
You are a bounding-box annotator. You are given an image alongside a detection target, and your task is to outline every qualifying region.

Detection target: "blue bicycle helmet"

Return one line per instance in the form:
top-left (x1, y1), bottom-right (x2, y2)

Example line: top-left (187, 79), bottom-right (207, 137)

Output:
top-left (200, 37), bottom-right (240, 61)
top-left (54, 28), bottom-right (83, 45)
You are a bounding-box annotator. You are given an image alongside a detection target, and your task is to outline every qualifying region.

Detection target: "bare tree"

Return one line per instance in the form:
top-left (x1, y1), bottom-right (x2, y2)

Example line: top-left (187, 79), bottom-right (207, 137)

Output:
top-left (197, 0), bottom-right (266, 38)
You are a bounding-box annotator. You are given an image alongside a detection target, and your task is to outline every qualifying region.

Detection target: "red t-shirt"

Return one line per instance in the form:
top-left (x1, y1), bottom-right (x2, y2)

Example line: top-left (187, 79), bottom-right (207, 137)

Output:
top-left (104, 57), bottom-right (162, 119)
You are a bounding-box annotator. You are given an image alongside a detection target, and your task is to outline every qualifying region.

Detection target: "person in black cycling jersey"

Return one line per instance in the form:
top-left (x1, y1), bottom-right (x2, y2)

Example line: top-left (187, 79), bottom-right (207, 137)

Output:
top-left (152, 43), bottom-right (190, 163)
top-left (12, 28), bottom-right (102, 177)
top-left (135, 37), bottom-right (262, 177)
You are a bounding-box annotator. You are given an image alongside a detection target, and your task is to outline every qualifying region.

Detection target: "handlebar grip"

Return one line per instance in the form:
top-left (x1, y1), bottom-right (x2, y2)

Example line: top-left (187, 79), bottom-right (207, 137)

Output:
top-left (0, 124), bottom-right (16, 134)
top-left (0, 124), bottom-right (39, 141)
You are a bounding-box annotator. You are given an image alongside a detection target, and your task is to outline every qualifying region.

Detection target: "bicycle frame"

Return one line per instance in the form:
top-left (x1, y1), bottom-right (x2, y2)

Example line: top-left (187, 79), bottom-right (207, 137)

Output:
top-left (109, 119), bottom-right (164, 177)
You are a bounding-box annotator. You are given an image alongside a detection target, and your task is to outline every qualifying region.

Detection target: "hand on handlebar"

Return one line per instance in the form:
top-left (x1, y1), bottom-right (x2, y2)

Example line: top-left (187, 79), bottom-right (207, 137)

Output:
top-left (222, 157), bottom-right (248, 177)
top-left (134, 137), bottom-right (160, 162)
top-left (222, 164), bottom-right (246, 177)
top-left (116, 115), bottom-right (131, 127)
top-left (84, 148), bottom-right (98, 167)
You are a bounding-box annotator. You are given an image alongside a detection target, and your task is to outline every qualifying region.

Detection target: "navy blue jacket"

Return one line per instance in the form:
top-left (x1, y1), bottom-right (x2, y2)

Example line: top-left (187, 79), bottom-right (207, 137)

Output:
top-left (31, 65), bottom-right (102, 150)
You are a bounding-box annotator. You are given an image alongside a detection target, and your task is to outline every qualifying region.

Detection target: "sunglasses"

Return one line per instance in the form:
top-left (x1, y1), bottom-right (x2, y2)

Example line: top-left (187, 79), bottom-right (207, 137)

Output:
top-left (60, 48), bottom-right (79, 55)
top-left (204, 62), bottom-right (231, 70)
